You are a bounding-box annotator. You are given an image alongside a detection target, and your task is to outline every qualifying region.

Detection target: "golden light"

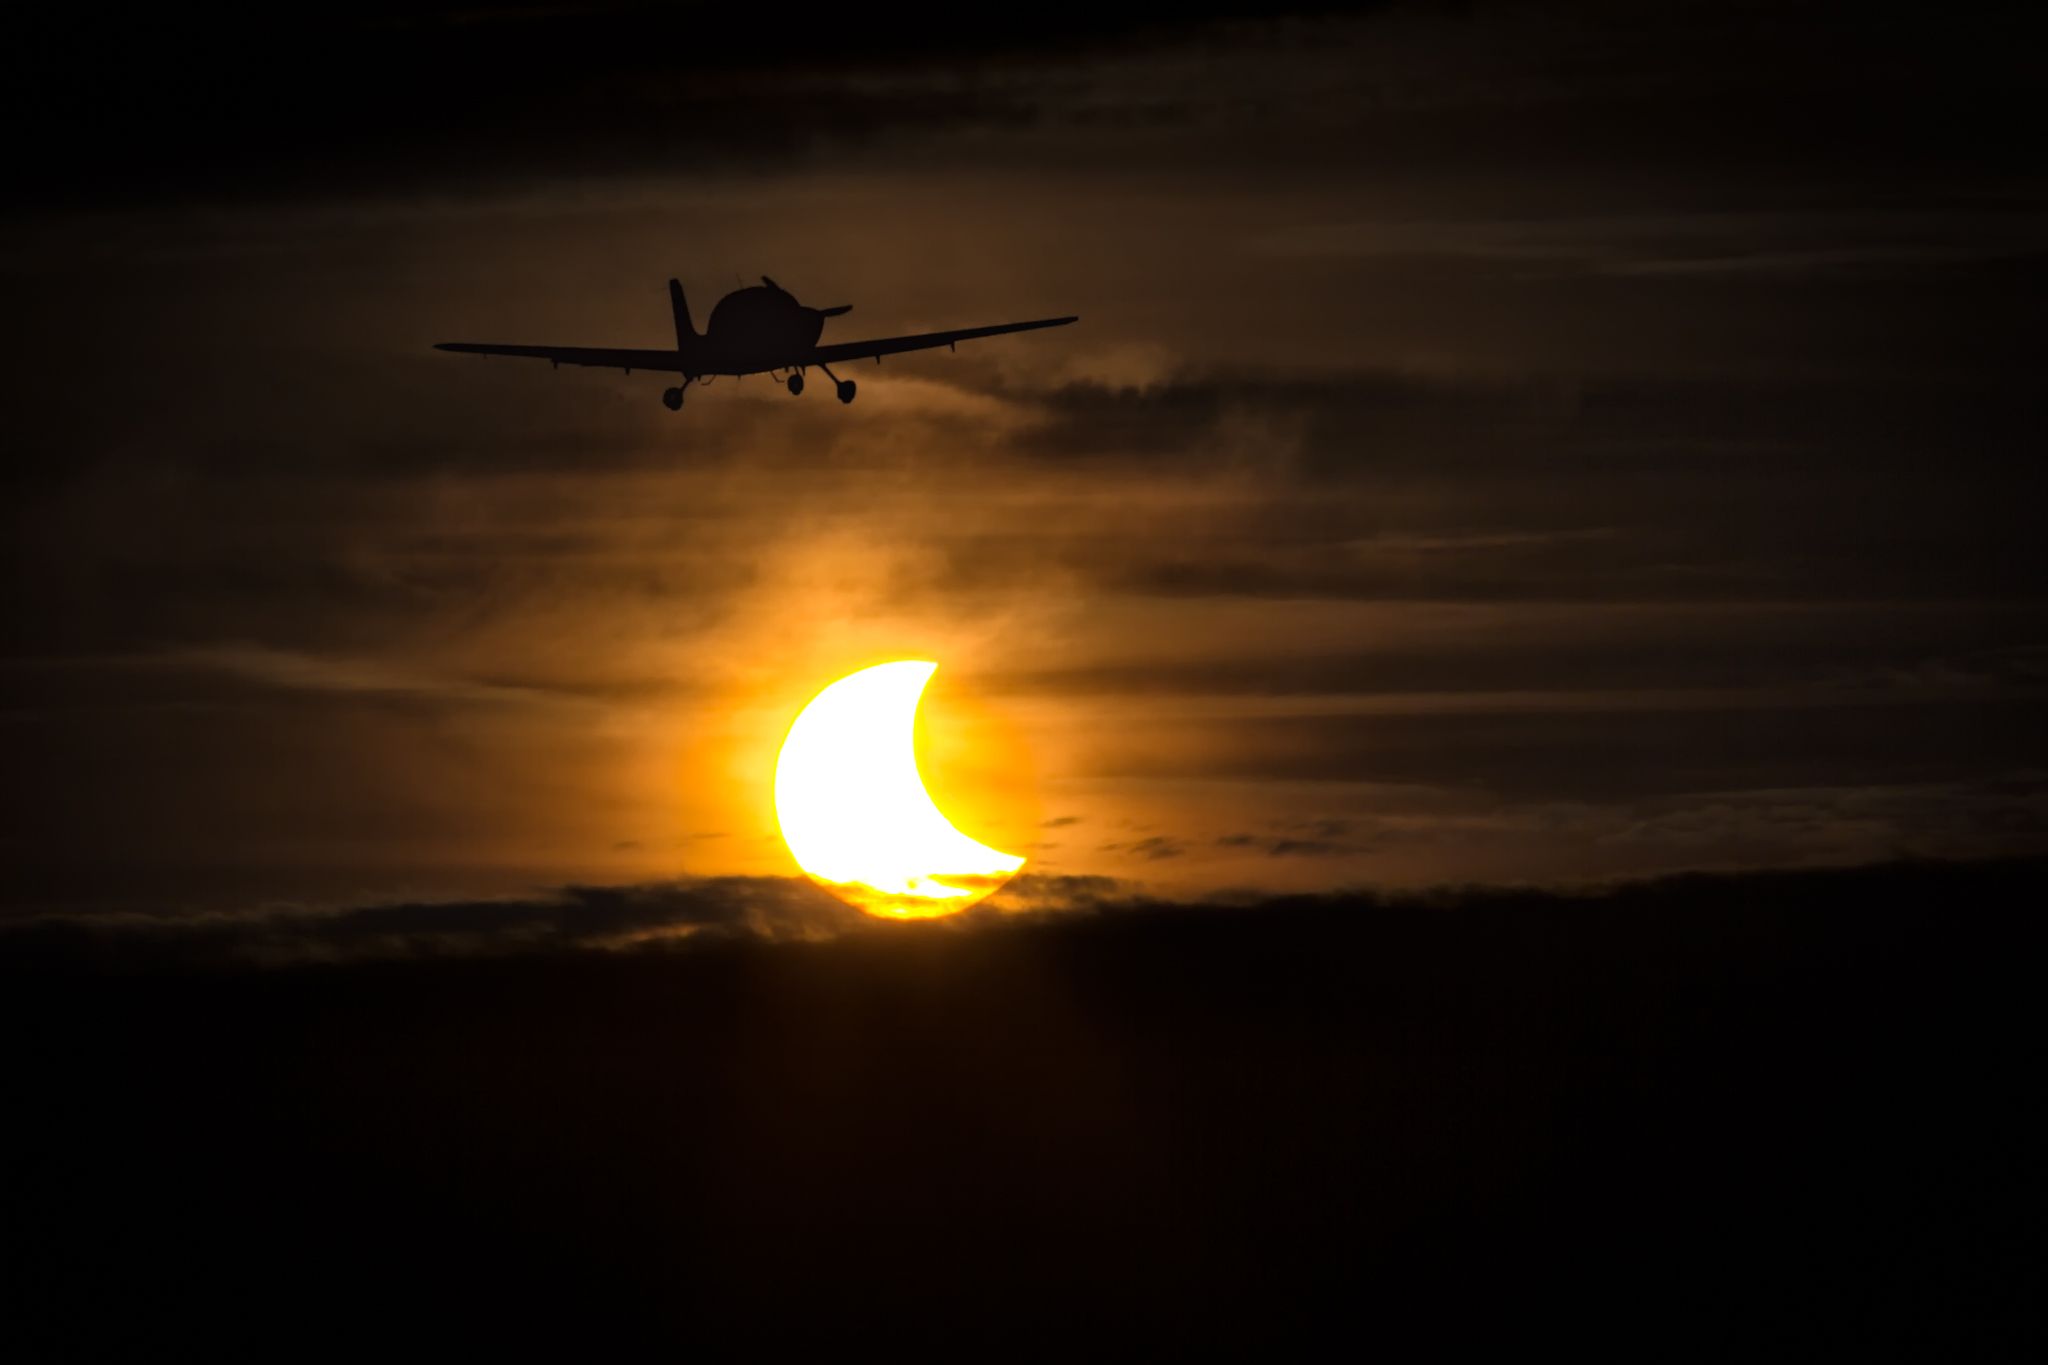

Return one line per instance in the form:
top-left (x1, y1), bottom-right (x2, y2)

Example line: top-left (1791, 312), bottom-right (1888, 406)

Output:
top-left (774, 660), bottom-right (1025, 918)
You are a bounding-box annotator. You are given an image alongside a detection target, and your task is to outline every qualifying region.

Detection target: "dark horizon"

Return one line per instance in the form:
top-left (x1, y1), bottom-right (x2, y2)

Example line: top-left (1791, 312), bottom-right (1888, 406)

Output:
top-left (6, 856), bottom-right (2043, 1356)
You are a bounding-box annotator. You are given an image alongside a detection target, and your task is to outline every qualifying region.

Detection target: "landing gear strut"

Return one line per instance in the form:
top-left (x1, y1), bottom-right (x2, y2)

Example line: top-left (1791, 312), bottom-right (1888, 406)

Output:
top-left (818, 362), bottom-right (856, 405)
top-left (661, 385), bottom-right (684, 411)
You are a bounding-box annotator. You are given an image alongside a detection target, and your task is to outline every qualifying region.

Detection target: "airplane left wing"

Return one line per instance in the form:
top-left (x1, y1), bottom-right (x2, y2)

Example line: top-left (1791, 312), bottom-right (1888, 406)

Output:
top-left (803, 316), bottom-right (1077, 367)
top-left (433, 342), bottom-right (686, 373)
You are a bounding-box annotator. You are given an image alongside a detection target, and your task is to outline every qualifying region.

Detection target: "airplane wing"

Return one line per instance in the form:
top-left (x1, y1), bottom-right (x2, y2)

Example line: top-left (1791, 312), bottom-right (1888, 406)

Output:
top-left (803, 316), bottom-right (1077, 367)
top-left (432, 342), bottom-right (686, 373)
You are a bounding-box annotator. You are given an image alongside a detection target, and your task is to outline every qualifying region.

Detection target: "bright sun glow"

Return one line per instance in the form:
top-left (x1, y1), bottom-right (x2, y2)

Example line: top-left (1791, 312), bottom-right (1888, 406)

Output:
top-left (775, 661), bottom-right (1025, 919)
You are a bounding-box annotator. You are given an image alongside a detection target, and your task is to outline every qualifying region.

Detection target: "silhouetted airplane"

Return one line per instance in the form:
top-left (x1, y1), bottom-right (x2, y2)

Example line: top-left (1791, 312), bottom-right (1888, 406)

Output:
top-left (436, 277), bottom-right (1077, 410)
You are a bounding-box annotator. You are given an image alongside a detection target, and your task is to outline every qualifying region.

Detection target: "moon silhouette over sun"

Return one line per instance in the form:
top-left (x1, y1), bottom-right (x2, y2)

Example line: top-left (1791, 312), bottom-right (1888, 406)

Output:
top-left (774, 661), bottom-right (1026, 919)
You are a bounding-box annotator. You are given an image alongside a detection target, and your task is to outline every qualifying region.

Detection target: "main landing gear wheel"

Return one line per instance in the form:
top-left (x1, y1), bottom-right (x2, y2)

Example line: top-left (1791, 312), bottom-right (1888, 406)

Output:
top-left (787, 373), bottom-right (804, 396)
top-left (816, 362), bottom-right (856, 406)
top-left (661, 386), bottom-right (684, 411)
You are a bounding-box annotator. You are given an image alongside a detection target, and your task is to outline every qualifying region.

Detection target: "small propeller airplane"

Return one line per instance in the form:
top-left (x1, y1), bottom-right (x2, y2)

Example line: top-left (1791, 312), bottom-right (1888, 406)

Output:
top-left (436, 276), bottom-right (1077, 410)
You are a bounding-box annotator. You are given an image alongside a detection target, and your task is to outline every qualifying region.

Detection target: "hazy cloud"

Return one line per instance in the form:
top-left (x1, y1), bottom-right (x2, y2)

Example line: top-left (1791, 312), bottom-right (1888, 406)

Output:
top-left (1098, 836), bottom-right (1187, 861)
top-left (0, 877), bottom-right (868, 970)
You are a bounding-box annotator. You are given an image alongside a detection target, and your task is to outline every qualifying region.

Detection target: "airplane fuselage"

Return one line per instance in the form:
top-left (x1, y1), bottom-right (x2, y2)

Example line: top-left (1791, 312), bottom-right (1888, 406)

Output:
top-left (693, 284), bottom-right (826, 377)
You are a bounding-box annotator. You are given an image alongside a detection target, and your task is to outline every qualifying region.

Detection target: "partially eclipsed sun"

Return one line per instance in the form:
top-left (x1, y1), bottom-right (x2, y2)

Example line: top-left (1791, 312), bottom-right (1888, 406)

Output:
top-left (775, 661), bottom-right (1025, 919)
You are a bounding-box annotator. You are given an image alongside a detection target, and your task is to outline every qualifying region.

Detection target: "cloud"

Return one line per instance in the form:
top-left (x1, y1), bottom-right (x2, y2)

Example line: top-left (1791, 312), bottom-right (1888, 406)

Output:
top-left (1098, 835), bottom-right (1187, 861)
top-left (168, 643), bottom-right (600, 710)
top-left (978, 872), bottom-right (1131, 913)
top-left (0, 877), bottom-right (869, 971)
top-left (1217, 824), bottom-right (1355, 858)
top-left (12, 854), bottom-right (2047, 978)
top-left (0, 869), bottom-right (1183, 972)
top-left (1257, 210), bottom-right (2048, 279)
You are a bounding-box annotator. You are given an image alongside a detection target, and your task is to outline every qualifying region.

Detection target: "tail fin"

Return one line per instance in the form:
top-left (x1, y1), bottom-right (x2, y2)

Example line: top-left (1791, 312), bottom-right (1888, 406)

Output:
top-left (669, 278), bottom-right (697, 346)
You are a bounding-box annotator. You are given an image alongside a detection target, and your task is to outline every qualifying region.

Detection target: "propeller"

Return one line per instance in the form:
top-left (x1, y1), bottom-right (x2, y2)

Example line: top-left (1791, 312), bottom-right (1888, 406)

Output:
top-left (764, 275), bottom-right (851, 316)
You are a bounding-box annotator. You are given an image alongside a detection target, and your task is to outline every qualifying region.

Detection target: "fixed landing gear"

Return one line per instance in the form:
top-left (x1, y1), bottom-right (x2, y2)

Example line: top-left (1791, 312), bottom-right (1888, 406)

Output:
top-left (817, 362), bottom-right (857, 405)
top-left (681, 369), bottom-right (855, 407)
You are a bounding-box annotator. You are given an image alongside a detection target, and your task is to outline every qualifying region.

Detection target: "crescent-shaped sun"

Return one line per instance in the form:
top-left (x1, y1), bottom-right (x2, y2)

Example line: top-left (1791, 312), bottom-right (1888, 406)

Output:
top-left (774, 660), bottom-right (1025, 919)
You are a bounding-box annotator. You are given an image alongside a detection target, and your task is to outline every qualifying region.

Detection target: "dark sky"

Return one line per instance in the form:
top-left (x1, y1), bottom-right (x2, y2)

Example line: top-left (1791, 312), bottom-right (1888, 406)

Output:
top-left (4, 0), bottom-right (2044, 926)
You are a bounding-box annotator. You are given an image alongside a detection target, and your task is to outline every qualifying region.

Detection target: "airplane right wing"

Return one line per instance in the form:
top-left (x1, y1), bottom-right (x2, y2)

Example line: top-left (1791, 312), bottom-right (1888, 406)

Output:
top-left (433, 342), bottom-right (687, 373)
top-left (803, 316), bottom-right (1078, 367)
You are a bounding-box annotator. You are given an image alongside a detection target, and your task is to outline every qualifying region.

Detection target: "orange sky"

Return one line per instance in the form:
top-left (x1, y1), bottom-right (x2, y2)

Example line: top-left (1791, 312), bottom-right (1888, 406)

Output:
top-left (3, 6), bottom-right (2044, 919)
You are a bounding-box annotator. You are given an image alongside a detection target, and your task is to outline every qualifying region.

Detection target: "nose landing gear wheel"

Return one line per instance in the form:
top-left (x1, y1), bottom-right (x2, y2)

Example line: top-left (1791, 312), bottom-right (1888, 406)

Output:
top-left (787, 373), bottom-right (804, 396)
top-left (835, 379), bottom-right (857, 405)
top-left (661, 386), bottom-right (684, 411)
